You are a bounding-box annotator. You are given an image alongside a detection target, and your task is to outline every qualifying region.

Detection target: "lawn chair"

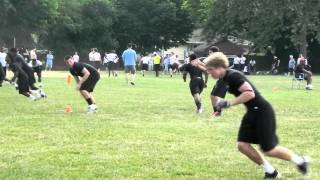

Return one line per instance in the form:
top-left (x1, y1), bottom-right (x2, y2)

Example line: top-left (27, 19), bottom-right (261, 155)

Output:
top-left (292, 73), bottom-right (304, 89)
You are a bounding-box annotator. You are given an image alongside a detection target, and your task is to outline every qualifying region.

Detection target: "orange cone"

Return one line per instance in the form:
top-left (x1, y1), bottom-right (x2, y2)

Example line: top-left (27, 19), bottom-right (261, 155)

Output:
top-left (64, 105), bottom-right (73, 113)
top-left (67, 74), bottom-right (72, 86)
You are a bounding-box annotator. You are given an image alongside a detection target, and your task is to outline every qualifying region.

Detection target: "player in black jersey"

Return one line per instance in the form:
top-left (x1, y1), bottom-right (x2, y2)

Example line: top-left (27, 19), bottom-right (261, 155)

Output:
top-left (180, 54), bottom-right (208, 113)
top-left (193, 52), bottom-right (310, 179)
top-left (64, 56), bottom-right (100, 113)
top-left (6, 48), bottom-right (46, 101)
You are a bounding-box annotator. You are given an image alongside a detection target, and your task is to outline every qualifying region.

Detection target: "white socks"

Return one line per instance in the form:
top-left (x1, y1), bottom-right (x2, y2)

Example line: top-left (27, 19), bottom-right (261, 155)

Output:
top-left (291, 154), bottom-right (304, 165)
top-left (262, 160), bottom-right (276, 174)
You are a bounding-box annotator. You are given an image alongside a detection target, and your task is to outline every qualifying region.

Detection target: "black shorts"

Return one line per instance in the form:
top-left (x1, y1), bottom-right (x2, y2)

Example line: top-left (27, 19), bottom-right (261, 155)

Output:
top-left (33, 66), bottom-right (42, 74)
top-left (142, 64), bottom-right (148, 71)
top-left (189, 78), bottom-right (204, 95)
top-left (154, 64), bottom-right (161, 71)
top-left (106, 62), bottom-right (115, 70)
top-left (80, 75), bottom-right (100, 92)
top-left (288, 68), bottom-right (294, 73)
top-left (238, 101), bottom-right (278, 152)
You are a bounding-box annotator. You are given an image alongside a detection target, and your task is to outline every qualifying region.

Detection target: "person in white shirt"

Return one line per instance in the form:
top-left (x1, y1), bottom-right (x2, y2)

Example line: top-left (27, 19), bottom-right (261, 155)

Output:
top-left (0, 48), bottom-right (8, 85)
top-left (73, 52), bottom-right (80, 62)
top-left (30, 48), bottom-right (37, 61)
top-left (233, 55), bottom-right (241, 71)
top-left (28, 59), bottom-right (43, 86)
top-left (169, 52), bottom-right (177, 77)
top-left (140, 54), bottom-right (150, 77)
top-left (249, 59), bottom-right (256, 73)
top-left (90, 48), bottom-right (102, 70)
top-left (240, 54), bottom-right (246, 72)
top-left (104, 50), bottom-right (119, 77)
top-left (89, 48), bottom-right (95, 62)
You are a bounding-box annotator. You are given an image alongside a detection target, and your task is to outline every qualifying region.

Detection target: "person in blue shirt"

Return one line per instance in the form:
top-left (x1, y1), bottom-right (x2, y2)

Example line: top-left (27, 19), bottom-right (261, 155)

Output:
top-left (287, 55), bottom-right (296, 76)
top-left (122, 44), bottom-right (137, 85)
top-left (46, 51), bottom-right (54, 71)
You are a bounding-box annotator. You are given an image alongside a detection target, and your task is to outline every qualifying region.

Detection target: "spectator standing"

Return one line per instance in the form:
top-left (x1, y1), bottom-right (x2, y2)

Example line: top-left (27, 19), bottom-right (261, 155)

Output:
top-left (249, 59), bottom-right (256, 73)
top-left (153, 52), bottom-right (161, 77)
top-left (46, 51), bottom-right (54, 71)
top-left (233, 55), bottom-right (241, 71)
top-left (240, 54), bottom-right (246, 71)
top-left (73, 52), bottom-right (80, 62)
top-left (288, 55), bottom-right (295, 76)
top-left (104, 50), bottom-right (119, 77)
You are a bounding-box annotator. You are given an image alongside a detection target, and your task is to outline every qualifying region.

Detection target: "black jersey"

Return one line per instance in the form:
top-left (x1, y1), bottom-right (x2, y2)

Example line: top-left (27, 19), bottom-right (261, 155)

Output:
top-left (212, 69), bottom-right (265, 108)
top-left (182, 63), bottom-right (203, 79)
top-left (70, 62), bottom-right (99, 78)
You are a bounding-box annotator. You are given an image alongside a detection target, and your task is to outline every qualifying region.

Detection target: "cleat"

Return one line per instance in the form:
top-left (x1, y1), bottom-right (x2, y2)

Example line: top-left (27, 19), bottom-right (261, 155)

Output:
top-left (264, 170), bottom-right (280, 179)
top-left (297, 156), bottom-right (310, 178)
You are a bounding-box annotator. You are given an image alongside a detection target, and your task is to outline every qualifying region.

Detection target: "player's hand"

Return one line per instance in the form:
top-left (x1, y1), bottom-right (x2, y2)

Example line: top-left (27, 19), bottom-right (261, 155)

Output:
top-left (215, 99), bottom-right (231, 110)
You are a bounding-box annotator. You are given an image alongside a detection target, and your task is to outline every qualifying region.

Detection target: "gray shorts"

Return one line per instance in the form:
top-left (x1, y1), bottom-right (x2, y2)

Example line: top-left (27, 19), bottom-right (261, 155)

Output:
top-left (125, 65), bottom-right (136, 74)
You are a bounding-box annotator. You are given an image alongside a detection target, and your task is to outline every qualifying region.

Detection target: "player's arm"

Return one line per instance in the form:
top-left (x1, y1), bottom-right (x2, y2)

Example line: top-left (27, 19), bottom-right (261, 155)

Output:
top-left (192, 60), bottom-right (207, 72)
top-left (182, 72), bottom-right (187, 82)
top-left (229, 82), bottom-right (255, 106)
top-left (73, 76), bottom-right (80, 83)
top-left (204, 72), bottom-right (208, 87)
top-left (79, 68), bottom-right (90, 85)
top-left (216, 82), bottom-right (255, 109)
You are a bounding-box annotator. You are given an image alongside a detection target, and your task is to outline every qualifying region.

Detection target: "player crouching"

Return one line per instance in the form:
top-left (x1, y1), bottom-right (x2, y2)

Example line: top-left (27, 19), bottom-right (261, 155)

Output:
top-left (64, 56), bottom-right (100, 113)
top-left (195, 52), bottom-right (310, 179)
top-left (6, 48), bottom-right (46, 101)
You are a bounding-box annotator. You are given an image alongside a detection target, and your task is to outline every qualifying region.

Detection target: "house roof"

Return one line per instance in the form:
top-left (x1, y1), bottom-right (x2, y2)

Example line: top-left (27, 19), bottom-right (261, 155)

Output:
top-left (193, 39), bottom-right (247, 56)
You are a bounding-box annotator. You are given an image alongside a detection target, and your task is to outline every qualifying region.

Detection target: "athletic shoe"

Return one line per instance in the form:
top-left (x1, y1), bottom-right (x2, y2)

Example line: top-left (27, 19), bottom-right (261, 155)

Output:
top-left (196, 108), bottom-right (203, 114)
top-left (28, 95), bottom-right (36, 101)
top-left (264, 170), bottom-right (280, 179)
top-left (297, 156), bottom-right (310, 178)
top-left (130, 82), bottom-right (135, 86)
top-left (87, 104), bottom-right (97, 113)
top-left (306, 85), bottom-right (313, 90)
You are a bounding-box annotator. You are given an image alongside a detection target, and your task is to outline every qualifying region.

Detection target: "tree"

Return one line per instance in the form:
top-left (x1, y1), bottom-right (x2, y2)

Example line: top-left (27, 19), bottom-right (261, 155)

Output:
top-left (0, 0), bottom-right (59, 47)
top-left (204, 0), bottom-right (320, 57)
top-left (112, 0), bottom-right (194, 53)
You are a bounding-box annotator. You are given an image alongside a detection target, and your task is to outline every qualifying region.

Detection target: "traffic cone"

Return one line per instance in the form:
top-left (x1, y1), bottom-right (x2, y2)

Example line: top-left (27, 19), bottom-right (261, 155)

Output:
top-left (64, 105), bottom-right (73, 113)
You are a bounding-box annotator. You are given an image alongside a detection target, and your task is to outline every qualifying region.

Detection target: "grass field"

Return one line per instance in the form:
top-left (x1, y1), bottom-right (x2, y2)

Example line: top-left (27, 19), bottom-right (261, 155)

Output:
top-left (0, 71), bottom-right (319, 179)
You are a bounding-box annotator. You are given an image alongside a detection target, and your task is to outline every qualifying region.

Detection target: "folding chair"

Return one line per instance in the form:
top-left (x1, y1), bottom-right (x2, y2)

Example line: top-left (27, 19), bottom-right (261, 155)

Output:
top-left (292, 73), bottom-right (304, 89)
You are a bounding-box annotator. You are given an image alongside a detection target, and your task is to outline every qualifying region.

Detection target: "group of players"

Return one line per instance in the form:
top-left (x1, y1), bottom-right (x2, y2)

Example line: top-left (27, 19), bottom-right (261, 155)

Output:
top-left (0, 48), bottom-right (46, 101)
top-left (1, 45), bottom-right (311, 178)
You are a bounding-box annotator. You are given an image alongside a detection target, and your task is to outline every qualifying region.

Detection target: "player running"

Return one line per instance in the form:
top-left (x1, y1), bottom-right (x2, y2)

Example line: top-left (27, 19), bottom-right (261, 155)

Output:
top-left (64, 56), bottom-right (100, 113)
top-left (194, 52), bottom-right (310, 179)
top-left (6, 48), bottom-right (46, 101)
top-left (180, 54), bottom-right (208, 113)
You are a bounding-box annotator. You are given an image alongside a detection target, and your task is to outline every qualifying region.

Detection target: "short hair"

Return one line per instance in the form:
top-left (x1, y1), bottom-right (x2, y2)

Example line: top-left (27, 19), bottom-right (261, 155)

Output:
top-left (209, 46), bottom-right (220, 53)
top-left (9, 48), bottom-right (17, 54)
top-left (204, 52), bottom-right (229, 68)
top-left (189, 54), bottom-right (197, 61)
top-left (127, 43), bottom-right (132, 48)
top-left (64, 55), bottom-right (73, 61)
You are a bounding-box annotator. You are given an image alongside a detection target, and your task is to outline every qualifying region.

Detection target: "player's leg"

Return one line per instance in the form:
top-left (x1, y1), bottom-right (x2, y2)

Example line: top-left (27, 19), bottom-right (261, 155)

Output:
top-left (108, 63), bottom-right (111, 77)
top-left (258, 107), bottom-right (310, 177)
top-left (190, 79), bottom-right (204, 113)
top-left (237, 111), bottom-right (280, 178)
top-left (130, 67), bottom-right (136, 85)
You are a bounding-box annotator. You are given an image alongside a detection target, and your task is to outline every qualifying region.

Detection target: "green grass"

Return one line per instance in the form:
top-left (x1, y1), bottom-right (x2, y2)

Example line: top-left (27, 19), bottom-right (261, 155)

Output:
top-left (0, 71), bottom-right (319, 179)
